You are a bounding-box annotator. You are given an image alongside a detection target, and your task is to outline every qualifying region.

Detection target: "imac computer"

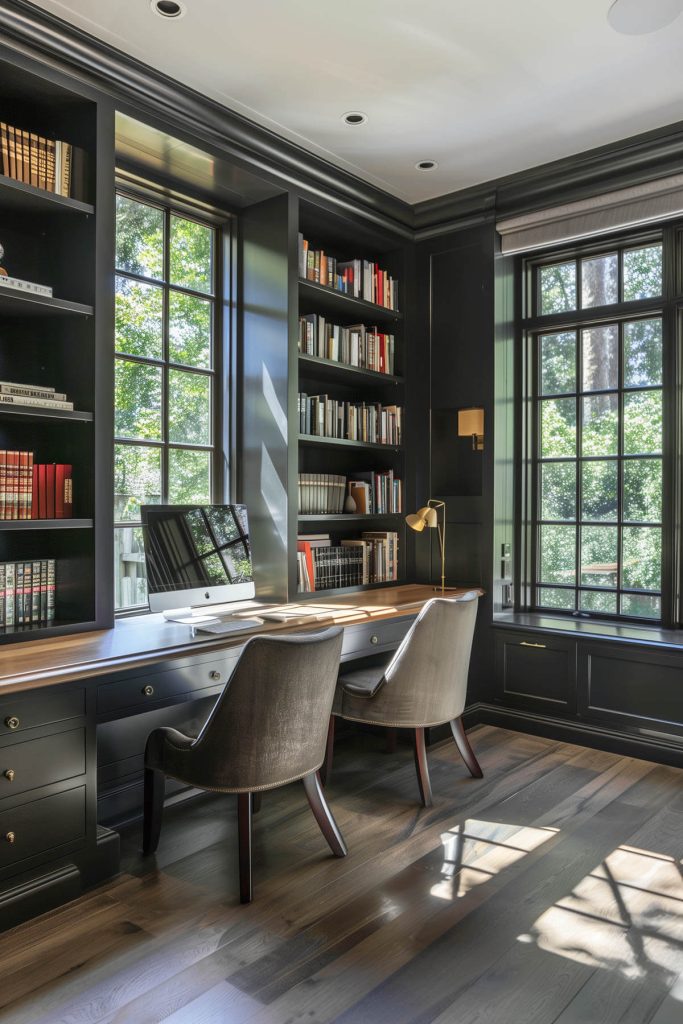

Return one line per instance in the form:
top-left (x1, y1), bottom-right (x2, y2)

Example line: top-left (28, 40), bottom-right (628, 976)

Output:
top-left (140, 504), bottom-right (256, 625)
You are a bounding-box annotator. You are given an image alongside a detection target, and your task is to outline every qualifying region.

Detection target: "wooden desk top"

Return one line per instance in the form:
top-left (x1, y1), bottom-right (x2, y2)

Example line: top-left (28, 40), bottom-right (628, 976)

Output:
top-left (0, 585), bottom-right (477, 696)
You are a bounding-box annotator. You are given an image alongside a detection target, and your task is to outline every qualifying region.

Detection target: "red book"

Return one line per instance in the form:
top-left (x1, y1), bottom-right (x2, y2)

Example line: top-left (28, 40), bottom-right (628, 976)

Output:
top-left (31, 463), bottom-right (39, 520)
top-left (8, 451), bottom-right (19, 519)
top-left (46, 463), bottom-right (56, 519)
top-left (55, 464), bottom-right (73, 519)
top-left (38, 464), bottom-right (47, 519)
top-left (296, 541), bottom-right (315, 592)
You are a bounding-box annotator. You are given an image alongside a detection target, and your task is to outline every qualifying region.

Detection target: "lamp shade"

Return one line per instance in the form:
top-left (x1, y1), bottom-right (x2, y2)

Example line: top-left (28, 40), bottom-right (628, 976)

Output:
top-left (405, 506), bottom-right (438, 532)
top-left (458, 407), bottom-right (484, 438)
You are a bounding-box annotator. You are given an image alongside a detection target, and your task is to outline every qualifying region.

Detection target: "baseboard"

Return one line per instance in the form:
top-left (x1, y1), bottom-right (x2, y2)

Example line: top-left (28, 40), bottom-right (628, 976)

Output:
top-left (474, 702), bottom-right (683, 768)
top-left (0, 864), bottom-right (82, 933)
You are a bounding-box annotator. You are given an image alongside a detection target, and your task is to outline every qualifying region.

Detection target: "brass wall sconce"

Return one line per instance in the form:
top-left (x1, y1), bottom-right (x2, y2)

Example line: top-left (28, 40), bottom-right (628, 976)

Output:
top-left (406, 498), bottom-right (458, 594)
top-left (458, 407), bottom-right (484, 451)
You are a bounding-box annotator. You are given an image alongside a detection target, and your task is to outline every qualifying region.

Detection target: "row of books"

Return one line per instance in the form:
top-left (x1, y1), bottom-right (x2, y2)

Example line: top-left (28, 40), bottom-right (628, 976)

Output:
top-left (297, 471), bottom-right (402, 515)
top-left (296, 531), bottom-right (399, 592)
top-left (298, 233), bottom-right (399, 310)
top-left (298, 394), bottom-right (403, 446)
top-left (0, 559), bottom-right (56, 628)
top-left (298, 315), bottom-right (396, 375)
top-left (0, 379), bottom-right (73, 412)
top-left (0, 121), bottom-right (86, 199)
top-left (0, 451), bottom-right (73, 520)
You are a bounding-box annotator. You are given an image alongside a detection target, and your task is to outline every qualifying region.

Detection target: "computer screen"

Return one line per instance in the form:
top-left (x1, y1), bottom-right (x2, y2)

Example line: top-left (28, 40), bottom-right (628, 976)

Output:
top-left (140, 504), bottom-right (255, 616)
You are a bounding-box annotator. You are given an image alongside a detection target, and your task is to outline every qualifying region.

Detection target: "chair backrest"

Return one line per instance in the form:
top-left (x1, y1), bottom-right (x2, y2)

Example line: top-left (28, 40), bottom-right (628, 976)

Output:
top-left (367, 593), bottom-right (479, 727)
top-left (190, 626), bottom-right (343, 791)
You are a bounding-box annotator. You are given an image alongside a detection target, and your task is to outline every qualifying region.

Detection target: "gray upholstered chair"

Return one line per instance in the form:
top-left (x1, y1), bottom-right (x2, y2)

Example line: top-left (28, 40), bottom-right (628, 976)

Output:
top-left (324, 593), bottom-right (481, 806)
top-left (142, 627), bottom-right (346, 903)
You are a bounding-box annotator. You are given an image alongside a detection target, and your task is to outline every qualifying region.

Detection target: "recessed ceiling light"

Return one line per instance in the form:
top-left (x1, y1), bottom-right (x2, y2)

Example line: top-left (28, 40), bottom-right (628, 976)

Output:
top-left (341, 112), bottom-right (368, 126)
top-left (607, 0), bottom-right (683, 34)
top-left (416, 160), bottom-right (438, 171)
top-left (151, 0), bottom-right (186, 18)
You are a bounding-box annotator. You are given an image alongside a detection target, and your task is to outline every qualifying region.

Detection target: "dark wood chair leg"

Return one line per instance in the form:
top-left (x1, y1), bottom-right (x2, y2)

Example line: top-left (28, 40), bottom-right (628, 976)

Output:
top-left (413, 727), bottom-right (433, 807)
top-left (385, 727), bottom-right (398, 753)
top-left (142, 767), bottom-right (165, 854)
top-left (252, 791), bottom-right (262, 813)
top-left (319, 715), bottom-right (335, 787)
top-left (237, 792), bottom-right (253, 904)
top-left (450, 717), bottom-right (483, 778)
top-left (302, 771), bottom-right (347, 857)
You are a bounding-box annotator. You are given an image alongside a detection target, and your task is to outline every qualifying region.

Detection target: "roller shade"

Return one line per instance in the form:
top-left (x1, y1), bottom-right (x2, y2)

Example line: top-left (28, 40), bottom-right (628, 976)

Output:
top-left (496, 173), bottom-right (683, 254)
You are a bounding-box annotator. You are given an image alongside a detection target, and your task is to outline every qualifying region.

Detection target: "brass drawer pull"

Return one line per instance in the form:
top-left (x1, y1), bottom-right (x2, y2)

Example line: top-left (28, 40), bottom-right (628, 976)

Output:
top-left (4, 716), bottom-right (19, 730)
top-left (520, 641), bottom-right (546, 649)
top-left (5, 832), bottom-right (15, 844)
top-left (209, 670), bottom-right (221, 681)
top-left (370, 635), bottom-right (379, 645)
top-left (4, 769), bottom-right (15, 783)
top-left (142, 685), bottom-right (155, 697)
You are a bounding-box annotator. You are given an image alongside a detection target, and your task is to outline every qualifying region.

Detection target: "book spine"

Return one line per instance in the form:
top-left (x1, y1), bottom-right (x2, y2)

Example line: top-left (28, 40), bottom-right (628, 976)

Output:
top-left (0, 394), bottom-right (73, 411)
top-left (0, 563), bottom-right (4, 629)
top-left (46, 464), bottom-right (56, 519)
top-left (31, 462), bottom-right (39, 520)
top-left (47, 559), bottom-right (55, 623)
top-left (40, 560), bottom-right (47, 623)
top-left (5, 563), bottom-right (14, 629)
top-left (0, 385), bottom-right (67, 401)
top-left (46, 138), bottom-right (56, 192)
top-left (31, 559), bottom-right (41, 623)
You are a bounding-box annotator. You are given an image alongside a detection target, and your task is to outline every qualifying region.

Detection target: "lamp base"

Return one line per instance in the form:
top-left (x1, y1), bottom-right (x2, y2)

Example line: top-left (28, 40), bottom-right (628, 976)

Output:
top-left (432, 586), bottom-right (464, 593)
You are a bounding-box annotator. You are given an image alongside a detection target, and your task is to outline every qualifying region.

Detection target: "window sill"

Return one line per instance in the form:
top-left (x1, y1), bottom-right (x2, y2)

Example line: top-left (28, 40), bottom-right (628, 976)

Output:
top-left (492, 610), bottom-right (683, 650)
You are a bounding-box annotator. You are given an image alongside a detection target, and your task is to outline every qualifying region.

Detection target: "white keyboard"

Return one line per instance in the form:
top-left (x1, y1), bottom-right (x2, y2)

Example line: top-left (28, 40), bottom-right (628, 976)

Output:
top-left (193, 618), bottom-right (263, 636)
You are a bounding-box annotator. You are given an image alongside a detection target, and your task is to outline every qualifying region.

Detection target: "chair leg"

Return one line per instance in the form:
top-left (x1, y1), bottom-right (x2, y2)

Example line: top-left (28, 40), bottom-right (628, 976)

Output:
top-left (413, 727), bottom-right (433, 807)
top-left (237, 792), bottom-right (253, 904)
top-left (252, 791), bottom-right (262, 813)
top-left (450, 717), bottom-right (483, 778)
top-left (319, 714), bottom-right (335, 787)
top-left (142, 768), bottom-right (165, 854)
top-left (302, 771), bottom-right (347, 857)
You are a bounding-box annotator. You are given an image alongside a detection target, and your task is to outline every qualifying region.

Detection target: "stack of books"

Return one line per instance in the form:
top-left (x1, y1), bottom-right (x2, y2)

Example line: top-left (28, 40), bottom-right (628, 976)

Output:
top-left (298, 315), bottom-right (396, 375)
top-left (0, 451), bottom-right (33, 519)
top-left (0, 559), bottom-right (56, 628)
top-left (341, 531), bottom-right (399, 585)
top-left (298, 394), bottom-right (403, 445)
top-left (346, 471), bottom-right (402, 514)
top-left (297, 530), bottom-right (398, 592)
top-left (298, 234), bottom-right (399, 310)
top-left (0, 451), bottom-right (74, 521)
top-left (298, 474), bottom-right (346, 515)
top-left (0, 121), bottom-right (87, 198)
top-left (0, 380), bottom-right (73, 412)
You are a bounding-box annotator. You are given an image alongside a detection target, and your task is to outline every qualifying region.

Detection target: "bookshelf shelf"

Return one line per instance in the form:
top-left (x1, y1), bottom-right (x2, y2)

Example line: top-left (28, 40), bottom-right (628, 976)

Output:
top-left (0, 289), bottom-right (93, 318)
top-left (298, 354), bottom-right (404, 387)
top-left (298, 513), bottom-right (403, 522)
top-left (299, 279), bottom-right (402, 324)
top-left (0, 519), bottom-right (93, 531)
top-left (0, 406), bottom-right (92, 423)
top-left (298, 434), bottom-right (402, 452)
top-left (0, 619), bottom-right (98, 645)
top-left (295, 578), bottom-right (406, 601)
top-left (0, 173), bottom-right (94, 215)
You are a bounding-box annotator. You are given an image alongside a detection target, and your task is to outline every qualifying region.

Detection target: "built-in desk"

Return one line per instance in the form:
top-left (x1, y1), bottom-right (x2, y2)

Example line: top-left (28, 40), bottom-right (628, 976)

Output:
top-left (0, 585), bottom-right (456, 931)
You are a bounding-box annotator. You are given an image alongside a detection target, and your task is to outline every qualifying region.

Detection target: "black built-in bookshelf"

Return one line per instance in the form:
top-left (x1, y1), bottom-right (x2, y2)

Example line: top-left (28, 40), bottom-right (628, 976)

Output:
top-left (0, 52), bottom-right (113, 642)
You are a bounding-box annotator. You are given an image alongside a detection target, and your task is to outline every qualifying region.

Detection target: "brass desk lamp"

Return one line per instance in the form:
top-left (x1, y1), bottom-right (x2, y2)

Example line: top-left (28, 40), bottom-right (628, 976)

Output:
top-left (406, 499), bottom-right (456, 594)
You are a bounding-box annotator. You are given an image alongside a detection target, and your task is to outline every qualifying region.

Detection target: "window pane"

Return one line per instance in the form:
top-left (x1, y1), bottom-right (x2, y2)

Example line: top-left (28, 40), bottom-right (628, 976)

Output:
top-left (622, 527), bottom-right (661, 591)
top-left (115, 196), bottom-right (163, 279)
top-left (582, 394), bottom-right (618, 456)
top-left (168, 370), bottom-right (211, 445)
top-left (169, 291), bottom-right (212, 368)
top-left (579, 590), bottom-right (617, 614)
top-left (623, 459), bottom-right (662, 523)
top-left (581, 461), bottom-right (617, 522)
top-left (623, 244), bottom-right (662, 301)
top-left (581, 254), bottom-right (618, 308)
top-left (540, 262), bottom-right (576, 315)
top-left (541, 398), bottom-right (576, 457)
top-left (114, 526), bottom-right (148, 611)
top-left (623, 391), bottom-right (662, 454)
top-left (620, 593), bottom-right (660, 619)
top-left (115, 360), bottom-right (163, 440)
top-left (114, 444), bottom-right (162, 522)
top-left (580, 526), bottom-right (618, 588)
top-left (624, 319), bottom-right (662, 387)
top-left (115, 276), bottom-right (163, 360)
top-left (581, 325), bottom-right (618, 392)
top-left (540, 331), bottom-right (575, 395)
top-left (538, 525), bottom-right (576, 584)
top-left (541, 462), bottom-right (576, 521)
top-left (537, 587), bottom-right (574, 610)
top-left (170, 215), bottom-right (213, 294)
top-left (168, 448), bottom-right (211, 504)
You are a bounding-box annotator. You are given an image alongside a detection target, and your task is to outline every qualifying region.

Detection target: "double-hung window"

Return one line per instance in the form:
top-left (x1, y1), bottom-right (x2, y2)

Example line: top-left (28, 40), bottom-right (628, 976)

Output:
top-left (522, 236), bottom-right (666, 622)
top-left (114, 192), bottom-right (225, 611)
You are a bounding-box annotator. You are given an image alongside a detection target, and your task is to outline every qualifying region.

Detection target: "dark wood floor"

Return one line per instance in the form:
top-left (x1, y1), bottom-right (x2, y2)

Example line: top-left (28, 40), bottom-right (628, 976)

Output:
top-left (1, 725), bottom-right (682, 1023)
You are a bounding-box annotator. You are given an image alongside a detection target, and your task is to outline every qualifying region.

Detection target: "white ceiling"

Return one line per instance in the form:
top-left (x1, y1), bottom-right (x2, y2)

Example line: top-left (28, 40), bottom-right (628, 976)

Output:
top-left (31, 0), bottom-right (683, 204)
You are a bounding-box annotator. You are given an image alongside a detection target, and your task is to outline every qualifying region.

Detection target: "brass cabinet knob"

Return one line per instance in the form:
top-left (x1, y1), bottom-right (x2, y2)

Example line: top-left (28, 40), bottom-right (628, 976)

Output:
top-left (209, 670), bottom-right (221, 681)
top-left (370, 635), bottom-right (379, 645)
top-left (142, 685), bottom-right (154, 697)
top-left (5, 832), bottom-right (15, 844)
top-left (4, 769), bottom-right (15, 783)
top-left (4, 716), bottom-right (19, 730)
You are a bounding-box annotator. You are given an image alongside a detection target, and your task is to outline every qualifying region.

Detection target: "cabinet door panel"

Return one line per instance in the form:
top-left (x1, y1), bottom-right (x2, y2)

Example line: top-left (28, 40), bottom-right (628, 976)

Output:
top-left (0, 787), bottom-right (85, 874)
top-left (0, 690), bottom-right (84, 741)
top-left (0, 728), bottom-right (85, 800)
top-left (495, 631), bottom-right (576, 712)
top-left (580, 644), bottom-right (683, 735)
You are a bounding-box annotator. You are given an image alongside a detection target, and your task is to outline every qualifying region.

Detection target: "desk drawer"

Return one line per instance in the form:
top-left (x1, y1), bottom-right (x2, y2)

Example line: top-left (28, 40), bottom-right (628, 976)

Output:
top-left (0, 728), bottom-right (85, 800)
top-left (0, 690), bottom-right (84, 740)
top-left (0, 786), bottom-right (85, 872)
top-left (97, 657), bottom-right (235, 716)
top-left (341, 618), bottom-right (412, 660)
